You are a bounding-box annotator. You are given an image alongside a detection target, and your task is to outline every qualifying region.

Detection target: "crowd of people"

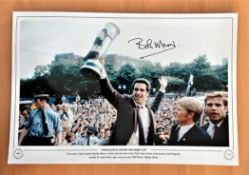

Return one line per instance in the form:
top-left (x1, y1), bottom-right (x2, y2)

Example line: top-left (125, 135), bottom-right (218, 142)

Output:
top-left (19, 95), bottom-right (177, 146)
top-left (18, 91), bottom-right (228, 146)
top-left (18, 57), bottom-right (228, 146)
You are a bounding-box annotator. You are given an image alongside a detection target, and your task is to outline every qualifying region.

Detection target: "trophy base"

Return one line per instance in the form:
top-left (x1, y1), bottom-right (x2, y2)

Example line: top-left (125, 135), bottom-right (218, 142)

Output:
top-left (80, 58), bottom-right (102, 80)
top-left (80, 67), bottom-right (100, 80)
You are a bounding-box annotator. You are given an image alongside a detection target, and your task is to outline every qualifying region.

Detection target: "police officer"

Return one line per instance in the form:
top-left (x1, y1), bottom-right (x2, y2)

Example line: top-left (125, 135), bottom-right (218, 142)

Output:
top-left (18, 94), bottom-right (62, 146)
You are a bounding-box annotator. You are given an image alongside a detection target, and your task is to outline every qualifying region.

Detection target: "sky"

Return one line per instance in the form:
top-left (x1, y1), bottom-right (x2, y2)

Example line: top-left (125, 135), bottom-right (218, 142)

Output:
top-left (17, 13), bottom-right (235, 79)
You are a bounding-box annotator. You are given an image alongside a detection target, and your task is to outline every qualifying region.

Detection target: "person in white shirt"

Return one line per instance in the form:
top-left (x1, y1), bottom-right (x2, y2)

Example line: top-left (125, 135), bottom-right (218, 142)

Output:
top-left (98, 57), bottom-right (168, 145)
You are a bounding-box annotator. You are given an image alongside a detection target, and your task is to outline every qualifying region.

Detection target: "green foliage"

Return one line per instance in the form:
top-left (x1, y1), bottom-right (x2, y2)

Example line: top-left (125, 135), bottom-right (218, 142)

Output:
top-left (105, 64), bottom-right (118, 88)
top-left (34, 65), bottom-right (49, 78)
top-left (116, 64), bottom-right (138, 92)
top-left (165, 76), bottom-right (186, 92)
top-left (195, 72), bottom-right (223, 91)
top-left (215, 63), bottom-right (228, 90)
top-left (20, 54), bottom-right (228, 98)
top-left (163, 62), bottom-right (190, 82)
top-left (189, 55), bottom-right (210, 75)
top-left (190, 55), bottom-right (227, 91)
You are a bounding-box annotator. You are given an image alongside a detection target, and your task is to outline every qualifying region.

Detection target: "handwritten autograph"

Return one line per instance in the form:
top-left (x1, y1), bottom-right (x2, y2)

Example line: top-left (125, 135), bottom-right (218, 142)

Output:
top-left (128, 38), bottom-right (176, 59)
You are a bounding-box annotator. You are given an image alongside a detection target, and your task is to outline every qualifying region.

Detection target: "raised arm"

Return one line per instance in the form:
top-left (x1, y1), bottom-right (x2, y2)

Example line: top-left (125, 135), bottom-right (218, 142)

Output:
top-left (99, 56), bottom-right (122, 108)
top-left (151, 77), bottom-right (168, 113)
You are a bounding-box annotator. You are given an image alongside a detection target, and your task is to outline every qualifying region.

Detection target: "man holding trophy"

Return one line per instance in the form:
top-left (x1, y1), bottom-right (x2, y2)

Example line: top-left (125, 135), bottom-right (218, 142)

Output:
top-left (80, 23), bottom-right (168, 145)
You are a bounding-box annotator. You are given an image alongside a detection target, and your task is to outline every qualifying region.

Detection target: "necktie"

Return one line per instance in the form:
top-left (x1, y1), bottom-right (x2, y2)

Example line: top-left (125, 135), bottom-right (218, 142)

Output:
top-left (41, 109), bottom-right (49, 136)
top-left (213, 124), bottom-right (219, 141)
top-left (134, 107), bottom-right (145, 145)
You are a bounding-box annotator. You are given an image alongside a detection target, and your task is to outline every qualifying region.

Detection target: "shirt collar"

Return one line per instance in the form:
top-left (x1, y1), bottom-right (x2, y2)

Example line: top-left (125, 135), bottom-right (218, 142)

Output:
top-left (133, 99), bottom-right (146, 109)
top-left (178, 123), bottom-right (195, 132)
top-left (177, 123), bottom-right (195, 141)
top-left (210, 119), bottom-right (224, 128)
top-left (135, 103), bottom-right (146, 109)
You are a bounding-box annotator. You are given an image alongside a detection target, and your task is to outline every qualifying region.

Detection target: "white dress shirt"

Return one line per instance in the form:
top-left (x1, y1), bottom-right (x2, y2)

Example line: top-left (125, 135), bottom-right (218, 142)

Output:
top-left (177, 123), bottom-right (195, 141)
top-left (206, 120), bottom-right (224, 139)
top-left (128, 105), bottom-right (150, 145)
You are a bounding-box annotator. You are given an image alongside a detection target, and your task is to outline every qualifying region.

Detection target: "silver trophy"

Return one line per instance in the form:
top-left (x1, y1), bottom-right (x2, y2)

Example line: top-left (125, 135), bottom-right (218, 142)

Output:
top-left (80, 23), bottom-right (120, 79)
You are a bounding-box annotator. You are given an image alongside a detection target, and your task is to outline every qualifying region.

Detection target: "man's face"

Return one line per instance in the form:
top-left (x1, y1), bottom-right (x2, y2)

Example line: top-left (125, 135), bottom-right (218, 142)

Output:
top-left (21, 109), bottom-right (29, 117)
top-left (132, 83), bottom-right (149, 105)
top-left (174, 104), bottom-right (192, 125)
top-left (35, 98), bottom-right (45, 108)
top-left (205, 97), bottom-right (228, 122)
top-left (35, 99), bottom-right (42, 108)
top-left (99, 129), bottom-right (105, 138)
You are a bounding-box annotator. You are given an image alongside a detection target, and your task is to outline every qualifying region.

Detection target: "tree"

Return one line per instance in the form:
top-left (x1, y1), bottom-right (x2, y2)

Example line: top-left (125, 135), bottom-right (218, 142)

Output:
top-left (189, 55), bottom-right (228, 91)
top-left (194, 71), bottom-right (223, 91)
top-left (189, 55), bottom-right (211, 75)
top-left (20, 53), bottom-right (229, 98)
top-left (34, 65), bottom-right (49, 78)
top-left (117, 64), bottom-right (138, 93)
top-left (20, 78), bottom-right (36, 98)
top-left (105, 64), bottom-right (118, 88)
top-left (137, 62), bottom-right (154, 80)
top-left (47, 63), bottom-right (68, 95)
top-left (215, 63), bottom-right (228, 90)
top-left (163, 62), bottom-right (191, 82)
top-left (165, 76), bottom-right (186, 92)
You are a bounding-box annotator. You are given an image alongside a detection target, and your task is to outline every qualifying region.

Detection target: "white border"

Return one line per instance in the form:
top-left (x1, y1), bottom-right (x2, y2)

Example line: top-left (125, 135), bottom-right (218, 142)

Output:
top-left (8, 12), bottom-right (239, 165)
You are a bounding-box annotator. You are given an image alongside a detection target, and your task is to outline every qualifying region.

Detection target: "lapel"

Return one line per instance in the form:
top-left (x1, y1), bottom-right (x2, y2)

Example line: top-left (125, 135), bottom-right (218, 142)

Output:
top-left (130, 98), bottom-right (154, 131)
top-left (172, 125), bottom-right (180, 142)
top-left (202, 122), bottom-right (210, 131)
top-left (145, 104), bottom-right (154, 130)
top-left (129, 96), bottom-right (155, 144)
top-left (130, 97), bottom-right (138, 132)
top-left (213, 118), bottom-right (228, 138)
top-left (178, 124), bottom-right (196, 143)
top-left (168, 124), bottom-right (180, 144)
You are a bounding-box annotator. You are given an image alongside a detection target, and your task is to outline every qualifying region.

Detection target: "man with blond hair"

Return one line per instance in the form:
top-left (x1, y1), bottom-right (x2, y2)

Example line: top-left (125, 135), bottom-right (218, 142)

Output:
top-left (202, 92), bottom-right (229, 146)
top-left (168, 97), bottom-right (211, 146)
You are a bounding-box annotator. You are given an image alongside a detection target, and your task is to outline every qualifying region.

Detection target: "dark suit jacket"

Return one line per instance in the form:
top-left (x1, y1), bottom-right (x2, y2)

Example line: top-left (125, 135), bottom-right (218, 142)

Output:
top-left (202, 117), bottom-right (229, 146)
top-left (100, 78), bottom-right (164, 145)
top-left (168, 124), bottom-right (212, 146)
